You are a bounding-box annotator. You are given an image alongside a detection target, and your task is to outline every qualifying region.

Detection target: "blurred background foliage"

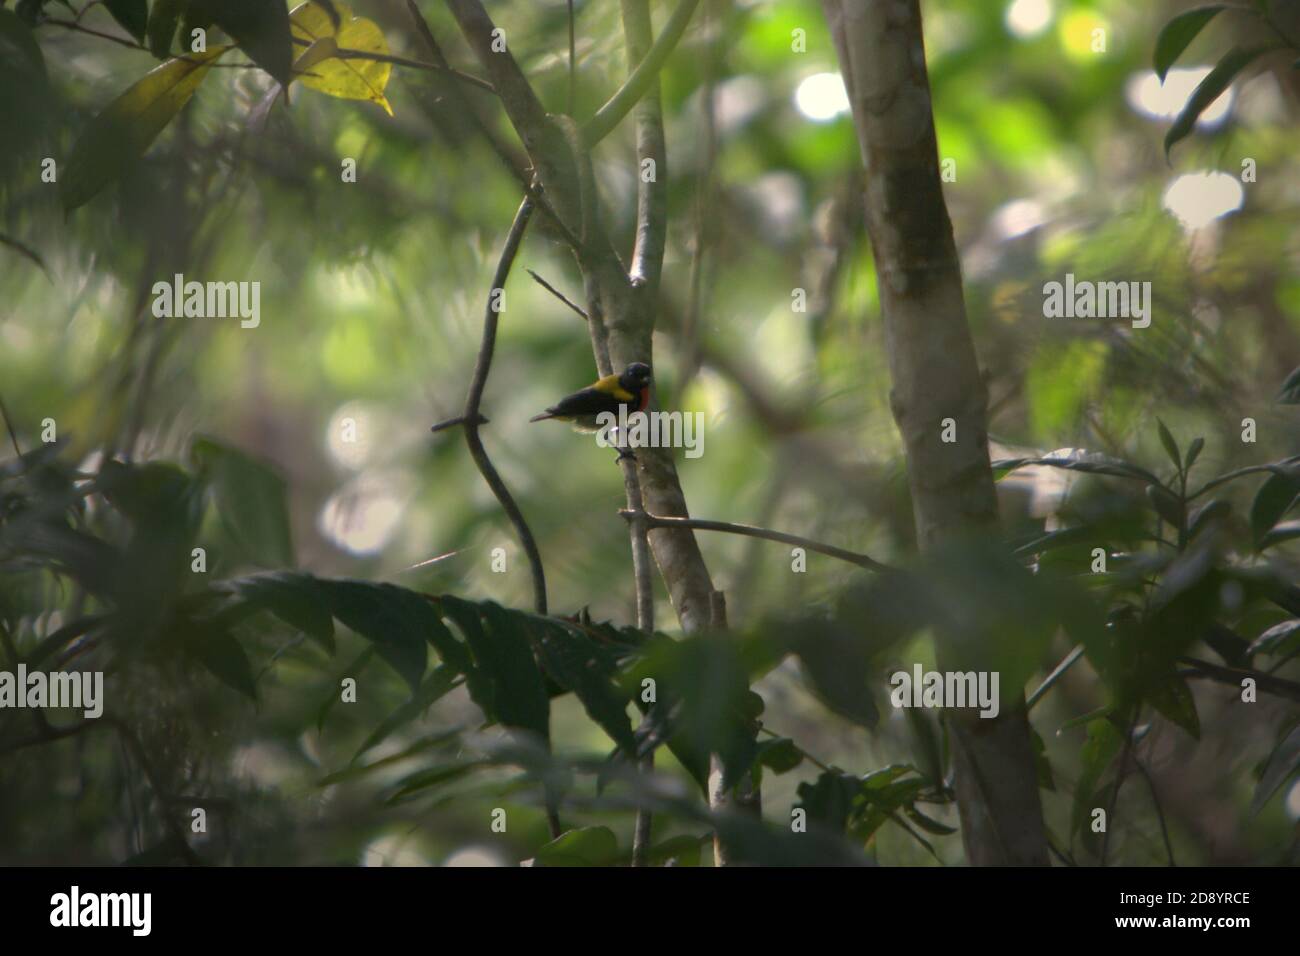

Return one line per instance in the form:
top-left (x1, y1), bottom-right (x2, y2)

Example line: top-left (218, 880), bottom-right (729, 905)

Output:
top-left (1, 0), bottom-right (1299, 866)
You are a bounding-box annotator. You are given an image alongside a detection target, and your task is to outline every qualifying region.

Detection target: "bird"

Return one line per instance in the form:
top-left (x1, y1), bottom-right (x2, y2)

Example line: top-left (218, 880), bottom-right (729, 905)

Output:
top-left (528, 362), bottom-right (653, 433)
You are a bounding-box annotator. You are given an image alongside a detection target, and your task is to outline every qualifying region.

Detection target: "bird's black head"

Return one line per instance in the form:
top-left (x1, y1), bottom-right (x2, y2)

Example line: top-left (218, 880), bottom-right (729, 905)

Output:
top-left (620, 362), bottom-right (652, 391)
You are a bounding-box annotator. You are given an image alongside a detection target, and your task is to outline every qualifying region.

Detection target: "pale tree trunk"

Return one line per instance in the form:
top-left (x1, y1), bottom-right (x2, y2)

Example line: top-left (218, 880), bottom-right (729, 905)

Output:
top-left (821, 0), bottom-right (1049, 865)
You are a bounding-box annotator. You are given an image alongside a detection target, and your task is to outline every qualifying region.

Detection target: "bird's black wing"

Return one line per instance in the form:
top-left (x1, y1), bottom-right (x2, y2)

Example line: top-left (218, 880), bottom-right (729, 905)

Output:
top-left (543, 386), bottom-right (626, 419)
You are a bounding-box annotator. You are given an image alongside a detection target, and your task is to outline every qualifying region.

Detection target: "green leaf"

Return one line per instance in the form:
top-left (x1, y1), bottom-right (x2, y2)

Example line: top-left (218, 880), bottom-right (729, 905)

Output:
top-left (902, 804), bottom-right (956, 836)
top-left (319, 729), bottom-right (455, 786)
top-left (1260, 520), bottom-right (1300, 551)
top-left (316, 646), bottom-right (373, 731)
top-left (533, 826), bottom-right (619, 867)
top-left (62, 46), bottom-right (228, 211)
top-left (1278, 366), bottom-right (1300, 404)
top-left (796, 769), bottom-right (861, 833)
top-left (1156, 419), bottom-right (1181, 473)
top-left (385, 760), bottom-right (484, 804)
top-left (1184, 437), bottom-right (1205, 473)
top-left (147, 0), bottom-right (184, 58)
top-left (190, 0), bottom-right (294, 86)
top-left (104, 0), bottom-right (149, 43)
top-left (1247, 619), bottom-right (1300, 658)
top-left (1154, 5), bottom-right (1227, 81)
top-left (1071, 718), bottom-right (1122, 840)
top-left (1187, 498), bottom-right (1230, 540)
top-left (191, 436), bottom-right (293, 568)
top-left (1251, 723), bottom-right (1300, 815)
top-left (1147, 675), bottom-right (1200, 739)
top-left (642, 834), bottom-right (706, 867)
top-left (218, 571), bottom-right (335, 651)
top-left (1249, 469), bottom-right (1300, 546)
top-left (354, 665), bottom-right (459, 758)
top-left (1146, 484), bottom-right (1185, 529)
top-left (533, 620), bottom-right (635, 756)
top-left (188, 627), bottom-right (256, 700)
top-left (324, 581), bottom-right (429, 692)
top-left (992, 455), bottom-right (1164, 487)
top-left (460, 599), bottom-right (550, 743)
top-left (755, 736), bottom-right (803, 774)
top-left (1165, 45), bottom-right (1274, 159)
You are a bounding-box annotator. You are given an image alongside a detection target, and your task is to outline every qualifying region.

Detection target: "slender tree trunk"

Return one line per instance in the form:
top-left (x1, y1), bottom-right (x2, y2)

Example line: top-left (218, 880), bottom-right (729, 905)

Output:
top-left (821, 0), bottom-right (1049, 865)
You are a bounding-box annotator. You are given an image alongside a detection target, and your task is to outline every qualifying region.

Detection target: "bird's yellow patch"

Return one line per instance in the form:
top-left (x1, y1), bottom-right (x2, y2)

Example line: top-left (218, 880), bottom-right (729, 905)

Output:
top-left (593, 373), bottom-right (635, 402)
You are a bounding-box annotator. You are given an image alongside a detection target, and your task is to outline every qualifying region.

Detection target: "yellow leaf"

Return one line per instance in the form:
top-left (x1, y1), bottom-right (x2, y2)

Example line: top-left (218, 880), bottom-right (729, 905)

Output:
top-left (289, 1), bottom-right (393, 116)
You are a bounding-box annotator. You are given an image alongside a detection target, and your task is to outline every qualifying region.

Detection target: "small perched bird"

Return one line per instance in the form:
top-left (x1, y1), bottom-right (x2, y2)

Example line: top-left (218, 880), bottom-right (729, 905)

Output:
top-left (528, 362), bottom-right (652, 431)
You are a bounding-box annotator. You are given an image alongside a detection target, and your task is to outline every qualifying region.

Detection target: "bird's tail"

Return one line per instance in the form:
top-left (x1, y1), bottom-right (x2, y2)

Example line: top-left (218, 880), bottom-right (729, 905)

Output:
top-left (528, 411), bottom-right (556, 423)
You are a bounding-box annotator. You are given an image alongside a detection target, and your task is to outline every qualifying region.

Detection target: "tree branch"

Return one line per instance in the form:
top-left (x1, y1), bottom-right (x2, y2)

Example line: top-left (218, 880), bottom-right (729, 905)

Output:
top-left (619, 510), bottom-right (895, 573)
top-left (460, 196), bottom-right (548, 618)
top-left (581, 0), bottom-right (700, 148)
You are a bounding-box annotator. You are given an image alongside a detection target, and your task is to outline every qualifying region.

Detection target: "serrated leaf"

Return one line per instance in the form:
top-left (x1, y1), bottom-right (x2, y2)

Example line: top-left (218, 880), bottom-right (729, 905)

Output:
top-left (1154, 5), bottom-right (1226, 81)
top-left (465, 600), bottom-right (551, 743)
top-left (218, 571), bottom-right (335, 651)
top-left (1165, 45), bottom-right (1273, 159)
top-left (62, 47), bottom-right (228, 211)
top-left (324, 580), bottom-right (429, 692)
top-left (289, 1), bottom-right (392, 115)
top-left (534, 620), bottom-right (635, 756)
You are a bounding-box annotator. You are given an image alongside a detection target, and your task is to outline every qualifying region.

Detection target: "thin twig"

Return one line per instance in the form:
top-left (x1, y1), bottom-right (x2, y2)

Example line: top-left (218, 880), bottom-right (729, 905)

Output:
top-left (526, 269), bottom-right (588, 319)
top-left (1178, 657), bottom-right (1300, 703)
top-left (429, 413), bottom-right (488, 434)
top-left (1027, 643), bottom-right (1084, 711)
top-left (619, 510), bottom-right (896, 573)
top-left (1134, 756), bottom-right (1176, 866)
top-left (461, 197), bottom-right (548, 617)
top-left (0, 394), bottom-right (23, 459)
top-left (42, 16), bottom-right (144, 50)
top-left (455, 194), bottom-right (560, 839)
